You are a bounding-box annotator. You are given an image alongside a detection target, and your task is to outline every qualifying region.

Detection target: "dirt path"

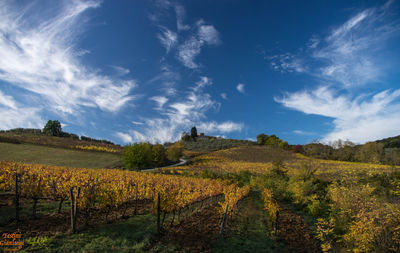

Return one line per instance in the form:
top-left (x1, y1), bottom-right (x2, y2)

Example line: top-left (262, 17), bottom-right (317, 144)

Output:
top-left (212, 191), bottom-right (321, 253)
top-left (160, 203), bottom-right (222, 252)
top-left (212, 191), bottom-right (285, 252)
top-left (141, 158), bottom-right (189, 172)
top-left (277, 203), bottom-right (321, 253)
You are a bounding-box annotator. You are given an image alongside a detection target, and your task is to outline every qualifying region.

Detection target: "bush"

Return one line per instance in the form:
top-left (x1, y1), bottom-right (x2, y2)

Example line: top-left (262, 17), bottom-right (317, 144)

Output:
top-left (152, 144), bottom-right (166, 167)
top-left (122, 143), bottom-right (152, 170)
top-left (167, 142), bottom-right (184, 162)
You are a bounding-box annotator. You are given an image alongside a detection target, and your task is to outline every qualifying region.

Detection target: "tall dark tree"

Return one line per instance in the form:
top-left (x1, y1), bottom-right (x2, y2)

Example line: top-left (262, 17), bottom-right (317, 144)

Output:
top-left (191, 126), bottom-right (198, 139)
top-left (43, 120), bottom-right (62, 136)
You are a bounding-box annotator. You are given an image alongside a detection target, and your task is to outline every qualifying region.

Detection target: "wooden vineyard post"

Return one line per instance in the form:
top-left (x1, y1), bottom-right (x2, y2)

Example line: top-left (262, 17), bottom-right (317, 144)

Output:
top-left (134, 183), bottom-right (138, 215)
top-left (274, 210), bottom-right (279, 236)
top-left (157, 193), bottom-right (161, 234)
top-left (32, 177), bottom-right (42, 219)
top-left (15, 173), bottom-right (20, 222)
top-left (219, 204), bottom-right (228, 235)
top-left (70, 187), bottom-right (80, 233)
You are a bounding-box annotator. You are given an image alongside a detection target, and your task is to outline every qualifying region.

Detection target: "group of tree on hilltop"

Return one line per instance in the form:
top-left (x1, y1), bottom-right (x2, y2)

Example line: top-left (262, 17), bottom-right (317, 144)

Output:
top-left (122, 142), bottom-right (184, 170)
top-left (41, 120), bottom-right (114, 145)
top-left (181, 126), bottom-right (200, 141)
top-left (256, 133), bottom-right (289, 149)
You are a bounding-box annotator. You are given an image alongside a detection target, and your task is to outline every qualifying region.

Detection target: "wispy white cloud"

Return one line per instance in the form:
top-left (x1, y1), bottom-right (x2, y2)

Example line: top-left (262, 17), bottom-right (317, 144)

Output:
top-left (0, 0), bottom-right (137, 115)
top-left (132, 121), bottom-right (144, 125)
top-left (150, 96), bottom-right (168, 110)
top-left (269, 53), bottom-right (307, 73)
top-left (221, 93), bottom-right (228, 100)
top-left (0, 107), bottom-right (44, 130)
top-left (141, 3), bottom-right (236, 143)
top-left (157, 26), bottom-right (177, 53)
top-left (0, 90), bottom-right (44, 130)
top-left (121, 77), bottom-right (242, 143)
top-left (307, 35), bottom-right (320, 49)
top-left (293, 130), bottom-right (316, 136)
top-left (195, 76), bottom-right (212, 90)
top-left (0, 89), bottom-right (44, 129)
top-left (151, 2), bottom-right (221, 70)
top-left (276, 87), bottom-right (400, 143)
top-left (0, 90), bottom-right (17, 109)
top-left (110, 65), bottom-right (130, 76)
top-left (174, 4), bottom-right (190, 31)
top-left (176, 21), bottom-right (221, 69)
top-left (236, 83), bottom-right (245, 94)
top-left (273, 2), bottom-right (400, 143)
top-left (270, 2), bottom-right (399, 87)
top-left (198, 121), bottom-right (243, 134)
top-left (115, 132), bottom-right (133, 144)
top-left (177, 36), bottom-right (202, 69)
top-left (148, 62), bottom-right (180, 97)
top-left (197, 21), bottom-right (221, 45)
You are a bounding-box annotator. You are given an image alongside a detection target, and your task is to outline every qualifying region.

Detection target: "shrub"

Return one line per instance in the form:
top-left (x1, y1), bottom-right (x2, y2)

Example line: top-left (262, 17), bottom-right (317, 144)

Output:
top-left (122, 143), bottom-right (152, 170)
top-left (152, 144), bottom-right (166, 167)
top-left (167, 142), bottom-right (184, 162)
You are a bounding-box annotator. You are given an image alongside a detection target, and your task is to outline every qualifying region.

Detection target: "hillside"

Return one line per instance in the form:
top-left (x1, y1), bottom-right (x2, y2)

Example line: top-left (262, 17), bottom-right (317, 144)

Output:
top-left (0, 142), bottom-right (122, 169)
top-left (0, 128), bottom-right (123, 153)
top-left (376, 135), bottom-right (400, 148)
top-left (0, 145), bottom-right (399, 252)
top-left (180, 136), bottom-right (255, 151)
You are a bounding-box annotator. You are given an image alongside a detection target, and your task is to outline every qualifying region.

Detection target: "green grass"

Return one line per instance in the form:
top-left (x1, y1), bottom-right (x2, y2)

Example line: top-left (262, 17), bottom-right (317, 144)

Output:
top-left (0, 142), bottom-right (122, 168)
top-left (19, 214), bottom-right (169, 253)
top-left (212, 191), bottom-right (286, 253)
top-left (0, 193), bottom-right (70, 225)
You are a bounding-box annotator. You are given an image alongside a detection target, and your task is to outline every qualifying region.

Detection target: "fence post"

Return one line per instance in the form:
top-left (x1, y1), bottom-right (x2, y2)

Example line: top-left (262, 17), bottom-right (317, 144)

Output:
top-left (15, 173), bottom-right (19, 222)
top-left (70, 187), bottom-right (80, 233)
top-left (134, 184), bottom-right (138, 215)
top-left (70, 187), bottom-right (75, 233)
top-left (219, 204), bottom-right (228, 234)
top-left (157, 193), bottom-right (161, 234)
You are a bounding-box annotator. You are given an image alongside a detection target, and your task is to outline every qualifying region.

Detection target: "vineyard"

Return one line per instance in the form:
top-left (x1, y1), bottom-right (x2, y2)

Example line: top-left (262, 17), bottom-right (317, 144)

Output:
top-left (164, 146), bottom-right (398, 180)
top-left (0, 161), bottom-right (250, 251)
top-left (162, 146), bottom-right (400, 252)
top-left (1, 145), bottom-right (400, 252)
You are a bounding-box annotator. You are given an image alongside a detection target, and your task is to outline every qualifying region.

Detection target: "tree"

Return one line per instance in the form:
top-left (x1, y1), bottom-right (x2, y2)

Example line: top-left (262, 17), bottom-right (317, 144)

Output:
top-left (280, 141), bottom-right (289, 149)
top-left (294, 145), bottom-right (303, 153)
top-left (257, 133), bottom-right (268, 145)
top-left (167, 142), bottom-right (184, 162)
top-left (152, 144), bottom-right (166, 167)
top-left (356, 142), bottom-right (384, 164)
top-left (181, 132), bottom-right (191, 141)
top-left (43, 120), bottom-right (62, 136)
top-left (122, 143), bottom-right (152, 170)
top-left (191, 126), bottom-right (198, 139)
top-left (265, 135), bottom-right (282, 148)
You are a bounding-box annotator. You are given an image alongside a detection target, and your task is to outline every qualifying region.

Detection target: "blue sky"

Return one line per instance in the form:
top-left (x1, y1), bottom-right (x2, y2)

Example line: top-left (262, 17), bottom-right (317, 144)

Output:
top-left (0, 0), bottom-right (399, 145)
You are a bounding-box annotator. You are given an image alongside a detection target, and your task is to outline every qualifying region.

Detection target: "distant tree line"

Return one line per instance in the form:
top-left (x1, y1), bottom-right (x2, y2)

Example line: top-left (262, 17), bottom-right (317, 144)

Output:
top-left (122, 141), bottom-right (184, 170)
top-left (256, 132), bottom-right (400, 165)
top-left (297, 139), bottom-right (400, 165)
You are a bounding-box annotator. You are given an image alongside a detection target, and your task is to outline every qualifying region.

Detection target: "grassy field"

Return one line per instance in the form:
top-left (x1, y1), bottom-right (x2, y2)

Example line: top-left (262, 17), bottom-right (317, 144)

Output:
top-left (0, 142), bottom-right (122, 168)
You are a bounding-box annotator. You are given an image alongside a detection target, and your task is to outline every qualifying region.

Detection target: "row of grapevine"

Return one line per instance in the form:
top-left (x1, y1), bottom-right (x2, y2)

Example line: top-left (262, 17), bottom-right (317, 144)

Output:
top-left (0, 161), bottom-right (249, 227)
